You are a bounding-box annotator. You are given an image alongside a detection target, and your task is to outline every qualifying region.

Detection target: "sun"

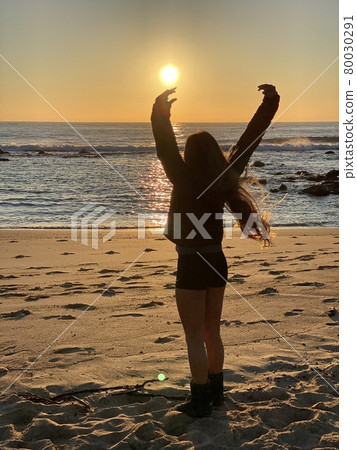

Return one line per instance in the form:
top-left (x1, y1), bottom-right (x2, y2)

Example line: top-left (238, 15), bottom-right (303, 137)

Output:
top-left (160, 65), bottom-right (179, 85)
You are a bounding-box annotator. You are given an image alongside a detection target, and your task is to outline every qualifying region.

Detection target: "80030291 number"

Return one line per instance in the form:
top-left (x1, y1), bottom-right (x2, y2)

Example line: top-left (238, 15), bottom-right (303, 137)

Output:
top-left (343, 17), bottom-right (354, 75)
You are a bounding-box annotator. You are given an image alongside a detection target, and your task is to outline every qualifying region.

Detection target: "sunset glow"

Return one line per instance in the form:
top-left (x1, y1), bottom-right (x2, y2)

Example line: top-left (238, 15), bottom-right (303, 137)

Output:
top-left (0, 0), bottom-right (338, 122)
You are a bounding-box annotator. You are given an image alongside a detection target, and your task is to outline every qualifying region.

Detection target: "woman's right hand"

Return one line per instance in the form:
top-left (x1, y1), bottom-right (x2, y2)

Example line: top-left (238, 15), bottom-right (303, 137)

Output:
top-left (153, 88), bottom-right (177, 118)
top-left (258, 84), bottom-right (278, 98)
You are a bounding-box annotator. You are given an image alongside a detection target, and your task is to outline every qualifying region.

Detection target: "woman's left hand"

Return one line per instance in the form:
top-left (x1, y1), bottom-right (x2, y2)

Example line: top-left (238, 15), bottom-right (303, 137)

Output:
top-left (153, 88), bottom-right (177, 118)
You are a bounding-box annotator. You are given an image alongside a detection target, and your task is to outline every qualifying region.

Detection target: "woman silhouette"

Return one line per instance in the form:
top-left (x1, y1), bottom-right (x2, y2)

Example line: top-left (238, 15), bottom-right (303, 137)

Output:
top-left (151, 84), bottom-right (280, 417)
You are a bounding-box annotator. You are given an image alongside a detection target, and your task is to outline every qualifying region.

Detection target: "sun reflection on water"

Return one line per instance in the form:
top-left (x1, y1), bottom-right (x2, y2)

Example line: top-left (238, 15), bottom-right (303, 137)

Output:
top-left (140, 158), bottom-right (172, 215)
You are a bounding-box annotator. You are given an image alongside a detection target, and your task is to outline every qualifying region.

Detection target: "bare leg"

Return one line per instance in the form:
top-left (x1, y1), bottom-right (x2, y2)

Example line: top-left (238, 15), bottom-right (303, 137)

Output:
top-left (175, 288), bottom-right (208, 384)
top-left (204, 286), bottom-right (225, 374)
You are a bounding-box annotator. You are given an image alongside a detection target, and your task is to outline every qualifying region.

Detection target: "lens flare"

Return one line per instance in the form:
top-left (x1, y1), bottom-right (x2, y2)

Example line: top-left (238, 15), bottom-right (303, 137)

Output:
top-left (158, 373), bottom-right (166, 381)
top-left (160, 65), bottom-right (179, 85)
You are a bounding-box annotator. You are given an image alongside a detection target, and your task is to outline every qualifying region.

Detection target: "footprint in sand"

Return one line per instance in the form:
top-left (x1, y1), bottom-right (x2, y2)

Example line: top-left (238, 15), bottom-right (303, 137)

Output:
top-left (105, 250), bottom-right (119, 255)
top-left (1, 309), bottom-right (31, 320)
top-left (56, 239), bottom-right (68, 242)
top-left (258, 287), bottom-right (278, 295)
top-left (295, 254), bottom-right (315, 261)
top-left (327, 307), bottom-right (339, 320)
top-left (257, 404), bottom-right (314, 429)
top-left (126, 285), bottom-right (151, 290)
top-left (46, 270), bottom-right (68, 275)
top-left (92, 282), bottom-right (106, 288)
top-left (284, 309), bottom-right (304, 317)
top-left (25, 294), bottom-right (50, 302)
top-left (93, 287), bottom-right (123, 296)
top-left (111, 313), bottom-right (145, 318)
top-left (150, 269), bottom-right (166, 276)
top-left (247, 319), bottom-right (281, 325)
top-left (0, 292), bottom-right (27, 299)
top-left (221, 319), bottom-right (242, 327)
top-left (0, 367), bottom-right (8, 377)
top-left (61, 252), bottom-right (74, 255)
top-left (268, 270), bottom-right (286, 276)
top-left (322, 298), bottom-right (338, 303)
top-left (14, 255), bottom-right (31, 259)
top-left (60, 282), bottom-right (84, 289)
top-left (319, 344), bottom-right (338, 353)
top-left (318, 265), bottom-right (338, 270)
top-left (119, 275), bottom-right (143, 282)
top-left (63, 303), bottom-right (96, 311)
top-left (164, 283), bottom-right (175, 289)
top-left (101, 289), bottom-right (117, 297)
top-left (53, 346), bottom-right (94, 354)
top-left (43, 314), bottom-right (76, 320)
top-left (234, 387), bottom-right (290, 404)
top-left (154, 335), bottom-right (180, 344)
top-left (78, 267), bottom-right (93, 272)
top-left (293, 282), bottom-right (324, 287)
top-left (0, 275), bottom-right (18, 279)
top-left (229, 273), bottom-right (249, 283)
top-left (99, 269), bottom-right (119, 275)
top-left (138, 301), bottom-right (164, 308)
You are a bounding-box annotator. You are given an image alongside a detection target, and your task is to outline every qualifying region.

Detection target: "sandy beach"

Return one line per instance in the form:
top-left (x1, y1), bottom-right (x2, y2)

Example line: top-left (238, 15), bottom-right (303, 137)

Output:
top-left (0, 227), bottom-right (338, 449)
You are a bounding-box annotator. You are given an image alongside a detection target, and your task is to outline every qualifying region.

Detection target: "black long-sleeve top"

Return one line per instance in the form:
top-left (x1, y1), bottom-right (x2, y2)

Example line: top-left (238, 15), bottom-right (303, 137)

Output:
top-left (151, 93), bottom-right (280, 248)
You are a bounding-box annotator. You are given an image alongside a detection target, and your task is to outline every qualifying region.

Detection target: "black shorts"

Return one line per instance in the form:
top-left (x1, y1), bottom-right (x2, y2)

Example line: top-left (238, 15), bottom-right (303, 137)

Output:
top-left (176, 250), bottom-right (228, 290)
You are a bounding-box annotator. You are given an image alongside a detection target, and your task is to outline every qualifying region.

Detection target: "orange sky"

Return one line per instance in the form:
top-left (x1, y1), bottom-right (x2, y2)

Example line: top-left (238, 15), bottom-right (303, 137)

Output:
top-left (0, 0), bottom-right (338, 122)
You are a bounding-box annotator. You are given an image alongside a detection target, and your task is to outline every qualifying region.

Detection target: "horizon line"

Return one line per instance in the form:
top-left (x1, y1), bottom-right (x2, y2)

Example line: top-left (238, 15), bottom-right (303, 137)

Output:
top-left (0, 120), bottom-right (339, 124)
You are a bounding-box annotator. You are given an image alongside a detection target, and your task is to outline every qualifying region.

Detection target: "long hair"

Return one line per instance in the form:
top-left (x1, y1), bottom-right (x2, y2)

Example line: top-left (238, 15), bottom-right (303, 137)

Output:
top-left (184, 131), bottom-right (271, 245)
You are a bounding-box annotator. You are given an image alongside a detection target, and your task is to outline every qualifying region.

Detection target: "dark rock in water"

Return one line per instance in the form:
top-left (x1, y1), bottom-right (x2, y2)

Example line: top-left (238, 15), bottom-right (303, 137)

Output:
top-left (0, 148), bottom-right (9, 154)
top-left (295, 170), bottom-right (312, 177)
top-left (301, 184), bottom-right (330, 196)
top-left (258, 178), bottom-right (267, 185)
top-left (325, 169), bottom-right (339, 180)
top-left (274, 171), bottom-right (284, 175)
top-left (270, 184), bottom-right (287, 193)
top-left (296, 169), bottom-right (338, 183)
top-left (321, 180), bottom-right (339, 194)
top-left (325, 150), bottom-right (335, 155)
top-left (37, 150), bottom-right (47, 155)
top-left (305, 174), bottom-right (325, 182)
top-left (0, 158), bottom-right (9, 161)
top-left (252, 160), bottom-right (265, 167)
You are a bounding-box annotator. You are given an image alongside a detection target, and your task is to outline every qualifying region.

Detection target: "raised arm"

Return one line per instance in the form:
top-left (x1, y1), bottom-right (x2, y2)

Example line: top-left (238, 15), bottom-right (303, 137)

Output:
top-left (151, 88), bottom-right (187, 184)
top-left (227, 84), bottom-right (280, 176)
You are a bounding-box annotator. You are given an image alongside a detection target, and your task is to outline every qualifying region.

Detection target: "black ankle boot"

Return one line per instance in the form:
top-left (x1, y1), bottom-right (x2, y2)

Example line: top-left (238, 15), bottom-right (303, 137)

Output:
top-left (176, 381), bottom-right (212, 418)
top-left (208, 372), bottom-right (224, 406)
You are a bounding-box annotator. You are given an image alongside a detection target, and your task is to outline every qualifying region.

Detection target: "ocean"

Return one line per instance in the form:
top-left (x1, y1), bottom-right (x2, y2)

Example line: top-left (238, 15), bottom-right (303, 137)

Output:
top-left (0, 121), bottom-right (338, 229)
